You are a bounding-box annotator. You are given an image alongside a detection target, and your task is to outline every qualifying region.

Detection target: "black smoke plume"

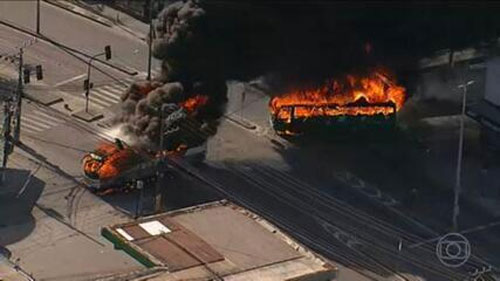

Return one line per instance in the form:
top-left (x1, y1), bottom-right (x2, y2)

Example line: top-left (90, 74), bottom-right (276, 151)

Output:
top-left (115, 0), bottom-right (500, 150)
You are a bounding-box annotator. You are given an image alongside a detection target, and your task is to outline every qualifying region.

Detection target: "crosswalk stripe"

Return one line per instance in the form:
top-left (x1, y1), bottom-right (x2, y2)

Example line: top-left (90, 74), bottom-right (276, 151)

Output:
top-left (91, 90), bottom-right (120, 104)
top-left (25, 113), bottom-right (59, 127)
top-left (20, 122), bottom-right (44, 132)
top-left (21, 126), bottom-right (42, 135)
top-left (21, 116), bottom-right (52, 129)
top-left (102, 85), bottom-right (126, 95)
top-left (88, 95), bottom-right (112, 107)
top-left (123, 77), bottom-right (135, 84)
top-left (26, 118), bottom-right (57, 128)
top-left (32, 110), bottom-right (65, 124)
top-left (95, 87), bottom-right (122, 100)
top-left (94, 130), bottom-right (114, 141)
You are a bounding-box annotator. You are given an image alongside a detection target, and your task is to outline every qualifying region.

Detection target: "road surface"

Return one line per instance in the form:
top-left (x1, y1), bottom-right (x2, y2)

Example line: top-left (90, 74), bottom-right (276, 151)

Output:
top-left (1, 2), bottom-right (499, 281)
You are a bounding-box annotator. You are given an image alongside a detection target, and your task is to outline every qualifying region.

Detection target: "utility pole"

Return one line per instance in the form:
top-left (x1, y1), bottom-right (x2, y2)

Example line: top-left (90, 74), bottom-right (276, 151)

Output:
top-left (1, 100), bottom-right (13, 185)
top-left (240, 87), bottom-right (246, 118)
top-left (135, 180), bottom-right (144, 218)
top-left (154, 104), bottom-right (167, 212)
top-left (452, 80), bottom-right (474, 231)
top-left (13, 48), bottom-right (23, 143)
top-left (84, 46), bottom-right (111, 113)
top-left (147, 0), bottom-right (154, 81)
top-left (36, 0), bottom-right (40, 34)
top-left (154, 165), bottom-right (164, 212)
top-left (2, 39), bottom-right (40, 144)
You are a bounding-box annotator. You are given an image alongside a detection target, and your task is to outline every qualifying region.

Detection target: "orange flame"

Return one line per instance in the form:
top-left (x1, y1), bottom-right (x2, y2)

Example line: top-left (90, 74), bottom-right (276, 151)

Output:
top-left (179, 95), bottom-right (209, 113)
top-left (83, 95), bottom-right (209, 184)
top-left (83, 143), bottom-right (140, 181)
top-left (269, 69), bottom-right (405, 121)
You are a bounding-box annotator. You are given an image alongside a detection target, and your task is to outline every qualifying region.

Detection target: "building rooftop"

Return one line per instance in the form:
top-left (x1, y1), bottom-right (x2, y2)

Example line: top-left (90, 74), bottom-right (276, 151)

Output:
top-left (102, 200), bottom-right (337, 281)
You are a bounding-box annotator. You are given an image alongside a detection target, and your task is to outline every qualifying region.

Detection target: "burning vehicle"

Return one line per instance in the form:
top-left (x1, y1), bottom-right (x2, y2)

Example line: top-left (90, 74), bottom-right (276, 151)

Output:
top-left (82, 90), bottom-right (215, 194)
top-left (269, 69), bottom-right (406, 137)
top-left (82, 140), bottom-right (150, 193)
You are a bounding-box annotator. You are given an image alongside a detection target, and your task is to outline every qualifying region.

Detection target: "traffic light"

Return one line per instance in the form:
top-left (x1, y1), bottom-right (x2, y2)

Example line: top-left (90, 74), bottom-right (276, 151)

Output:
top-left (83, 79), bottom-right (94, 91)
top-left (105, 45), bottom-right (112, 60)
top-left (84, 79), bottom-right (90, 91)
top-left (23, 68), bottom-right (30, 84)
top-left (35, 65), bottom-right (43, 80)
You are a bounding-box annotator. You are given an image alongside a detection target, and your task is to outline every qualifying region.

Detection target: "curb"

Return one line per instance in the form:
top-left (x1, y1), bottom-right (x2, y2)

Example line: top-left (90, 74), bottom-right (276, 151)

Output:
top-left (0, 19), bottom-right (138, 77)
top-left (224, 115), bottom-right (257, 130)
top-left (44, 0), bottom-right (147, 42)
top-left (24, 92), bottom-right (63, 106)
top-left (42, 0), bottom-right (113, 28)
top-left (71, 109), bottom-right (104, 122)
top-left (115, 24), bottom-right (147, 42)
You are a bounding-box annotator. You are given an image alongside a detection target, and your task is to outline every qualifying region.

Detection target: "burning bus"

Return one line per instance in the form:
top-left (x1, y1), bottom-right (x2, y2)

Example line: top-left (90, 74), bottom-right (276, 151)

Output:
top-left (269, 69), bottom-right (406, 137)
top-left (82, 93), bottom-right (214, 194)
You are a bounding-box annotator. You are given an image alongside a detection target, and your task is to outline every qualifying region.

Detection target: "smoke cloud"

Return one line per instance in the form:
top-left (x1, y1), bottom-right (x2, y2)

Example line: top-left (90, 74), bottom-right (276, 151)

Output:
top-left (114, 0), bottom-right (500, 150)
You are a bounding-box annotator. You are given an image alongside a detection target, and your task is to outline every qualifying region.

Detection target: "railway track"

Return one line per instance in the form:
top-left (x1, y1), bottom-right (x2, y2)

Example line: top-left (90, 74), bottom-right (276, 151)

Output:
top-left (228, 163), bottom-right (467, 281)
top-left (167, 154), bottom-right (500, 280)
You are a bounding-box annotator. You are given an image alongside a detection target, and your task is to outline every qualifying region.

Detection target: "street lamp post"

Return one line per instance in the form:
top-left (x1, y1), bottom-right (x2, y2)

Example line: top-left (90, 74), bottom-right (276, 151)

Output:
top-left (13, 48), bottom-right (23, 142)
top-left (154, 104), bottom-right (169, 212)
top-left (84, 46), bottom-right (111, 113)
top-left (147, 0), bottom-right (154, 81)
top-left (1, 101), bottom-right (13, 185)
top-left (452, 80), bottom-right (474, 231)
top-left (36, 0), bottom-right (40, 34)
top-left (135, 180), bottom-right (144, 219)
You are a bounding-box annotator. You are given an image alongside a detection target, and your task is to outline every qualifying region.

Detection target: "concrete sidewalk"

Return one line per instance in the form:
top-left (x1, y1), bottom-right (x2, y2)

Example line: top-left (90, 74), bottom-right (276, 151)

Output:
top-left (0, 147), bottom-right (142, 280)
top-left (43, 0), bottom-right (149, 41)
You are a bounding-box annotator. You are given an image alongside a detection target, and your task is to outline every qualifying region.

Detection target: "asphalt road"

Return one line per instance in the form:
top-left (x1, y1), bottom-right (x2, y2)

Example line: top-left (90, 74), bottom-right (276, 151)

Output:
top-left (183, 99), bottom-right (462, 280)
top-left (0, 0), bottom-right (154, 74)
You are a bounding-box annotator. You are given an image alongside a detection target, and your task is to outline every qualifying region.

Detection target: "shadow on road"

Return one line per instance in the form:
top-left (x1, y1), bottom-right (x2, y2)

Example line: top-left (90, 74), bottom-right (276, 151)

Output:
top-left (99, 166), bottom-right (222, 217)
top-left (270, 121), bottom-right (500, 270)
top-left (0, 168), bottom-right (45, 246)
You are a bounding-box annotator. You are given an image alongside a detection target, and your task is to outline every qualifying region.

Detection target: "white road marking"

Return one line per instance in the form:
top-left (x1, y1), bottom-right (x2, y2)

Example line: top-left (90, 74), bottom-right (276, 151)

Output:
top-left (32, 110), bottom-right (65, 124)
top-left (123, 77), bottom-right (135, 83)
top-left (20, 122), bottom-right (44, 132)
top-left (95, 130), bottom-right (114, 141)
top-left (95, 87), bottom-right (122, 100)
top-left (23, 114), bottom-right (59, 127)
top-left (21, 116), bottom-right (51, 129)
top-left (16, 164), bottom-right (41, 198)
top-left (91, 90), bottom-right (120, 104)
top-left (53, 73), bottom-right (87, 87)
top-left (102, 85), bottom-right (126, 95)
top-left (20, 125), bottom-right (42, 135)
top-left (88, 95), bottom-right (112, 107)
